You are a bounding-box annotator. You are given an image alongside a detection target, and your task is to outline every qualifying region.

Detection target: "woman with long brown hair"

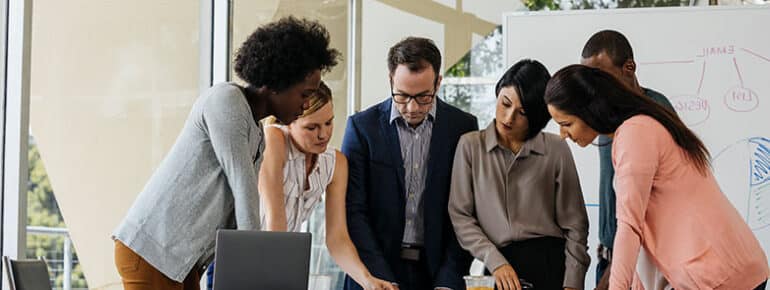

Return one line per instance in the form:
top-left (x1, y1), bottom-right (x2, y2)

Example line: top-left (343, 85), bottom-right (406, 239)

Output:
top-left (544, 64), bottom-right (768, 290)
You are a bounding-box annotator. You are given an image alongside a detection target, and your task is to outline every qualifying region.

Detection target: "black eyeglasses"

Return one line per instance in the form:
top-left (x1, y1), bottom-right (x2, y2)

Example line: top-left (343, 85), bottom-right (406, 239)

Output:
top-left (390, 79), bottom-right (438, 105)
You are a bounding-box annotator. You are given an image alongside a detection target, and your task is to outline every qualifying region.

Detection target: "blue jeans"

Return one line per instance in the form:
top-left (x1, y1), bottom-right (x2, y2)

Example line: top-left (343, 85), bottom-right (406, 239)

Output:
top-left (596, 255), bottom-right (610, 285)
top-left (205, 263), bottom-right (214, 290)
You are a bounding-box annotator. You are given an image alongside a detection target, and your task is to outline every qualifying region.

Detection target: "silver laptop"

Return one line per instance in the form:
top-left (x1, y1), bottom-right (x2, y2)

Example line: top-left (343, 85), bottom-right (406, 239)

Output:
top-left (212, 230), bottom-right (311, 290)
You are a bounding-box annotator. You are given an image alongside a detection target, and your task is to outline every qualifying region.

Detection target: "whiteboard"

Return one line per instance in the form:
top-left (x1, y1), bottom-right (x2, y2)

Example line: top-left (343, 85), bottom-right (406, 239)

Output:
top-left (504, 6), bottom-right (770, 287)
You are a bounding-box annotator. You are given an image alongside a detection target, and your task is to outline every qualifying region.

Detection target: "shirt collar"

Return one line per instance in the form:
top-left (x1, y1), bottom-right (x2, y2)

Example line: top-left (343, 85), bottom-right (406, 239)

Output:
top-left (286, 134), bottom-right (303, 161)
top-left (389, 98), bottom-right (437, 125)
top-left (483, 120), bottom-right (546, 156)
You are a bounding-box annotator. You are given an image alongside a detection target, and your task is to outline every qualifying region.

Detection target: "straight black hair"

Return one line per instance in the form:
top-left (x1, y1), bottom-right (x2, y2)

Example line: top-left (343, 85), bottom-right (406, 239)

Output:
top-left (495, 59), bottom-right (552, 140)
top-left (545, 64), bottom-right (710, 174)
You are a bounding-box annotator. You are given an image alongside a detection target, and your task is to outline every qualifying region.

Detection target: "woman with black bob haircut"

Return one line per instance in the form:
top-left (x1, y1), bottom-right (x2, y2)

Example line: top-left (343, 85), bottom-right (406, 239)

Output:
top-left (113, 17), bottom-right (339, 290)
top-left (450, 59), bottom-right (589, 290)
top-left (545, 64), bottom-right (768, 290)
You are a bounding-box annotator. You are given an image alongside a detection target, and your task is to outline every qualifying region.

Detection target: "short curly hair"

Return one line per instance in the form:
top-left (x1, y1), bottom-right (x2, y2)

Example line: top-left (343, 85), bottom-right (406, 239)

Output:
top-left (234, 17), bottom-right (340, 92)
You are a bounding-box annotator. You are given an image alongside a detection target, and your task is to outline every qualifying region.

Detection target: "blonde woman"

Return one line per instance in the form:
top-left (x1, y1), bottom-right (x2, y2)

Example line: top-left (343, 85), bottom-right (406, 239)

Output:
top-left (260, 82), bottom-right (397, 290)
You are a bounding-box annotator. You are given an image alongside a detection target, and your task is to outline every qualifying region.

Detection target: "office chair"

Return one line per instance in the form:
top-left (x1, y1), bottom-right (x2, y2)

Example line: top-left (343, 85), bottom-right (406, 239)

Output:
top-left (2, 256), bottom-right (53, 290)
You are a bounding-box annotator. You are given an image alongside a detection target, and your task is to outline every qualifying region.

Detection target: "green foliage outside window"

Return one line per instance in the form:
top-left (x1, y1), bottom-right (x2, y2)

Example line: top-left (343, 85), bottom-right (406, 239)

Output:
top-left (28, 138), bottom-right (88, 289)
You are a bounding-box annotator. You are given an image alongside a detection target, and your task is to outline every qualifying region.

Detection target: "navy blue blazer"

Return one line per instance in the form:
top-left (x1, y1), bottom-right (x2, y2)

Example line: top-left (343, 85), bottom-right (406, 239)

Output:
top-left (341, 98), bottom-right (477, 289)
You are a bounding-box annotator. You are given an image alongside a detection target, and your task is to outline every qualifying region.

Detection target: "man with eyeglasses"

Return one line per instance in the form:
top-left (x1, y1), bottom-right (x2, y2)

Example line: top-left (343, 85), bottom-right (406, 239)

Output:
top-left (341, 37), bottom-right (478, 290)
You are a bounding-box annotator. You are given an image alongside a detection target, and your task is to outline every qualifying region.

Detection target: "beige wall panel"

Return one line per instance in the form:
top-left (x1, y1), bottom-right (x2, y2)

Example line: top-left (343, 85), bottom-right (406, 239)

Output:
top-left (462, 0), bottom-right (525, 23)
top-left (30, 1), bottom-right (199, 288)
top-left (360, 0), bottom-right (445, 109)
top-left (358, 0), bottom-right (502, 110)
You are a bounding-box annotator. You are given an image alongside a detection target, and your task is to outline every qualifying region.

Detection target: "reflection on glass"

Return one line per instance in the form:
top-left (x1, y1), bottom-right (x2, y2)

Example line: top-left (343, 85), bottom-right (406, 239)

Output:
top-left (306, 200), bottom-right (345, 289)
top-left (27, 136), bottom-right (88, 289)
top-left (442, 27), bottom-right (504, 128)
top-left (29, 1), bottom-right (200, 288)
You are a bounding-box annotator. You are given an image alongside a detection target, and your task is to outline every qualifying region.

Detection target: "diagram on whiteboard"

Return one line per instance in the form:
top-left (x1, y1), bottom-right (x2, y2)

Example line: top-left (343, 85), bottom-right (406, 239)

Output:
top-left (713, 137), bottom-right (770, 230)
top-left (640, 46), bottom-right (769, 126)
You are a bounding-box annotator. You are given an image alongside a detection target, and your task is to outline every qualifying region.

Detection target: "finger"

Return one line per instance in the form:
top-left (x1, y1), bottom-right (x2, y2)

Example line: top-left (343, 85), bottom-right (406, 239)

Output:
top-left (513, 277), bottom-right (522, 290)
top-left (496, 277), bottom-right (504, 290)
top-left (500, 276), bottom-right (510, 290)
top-left (507, 276), bottom-right (518, 290)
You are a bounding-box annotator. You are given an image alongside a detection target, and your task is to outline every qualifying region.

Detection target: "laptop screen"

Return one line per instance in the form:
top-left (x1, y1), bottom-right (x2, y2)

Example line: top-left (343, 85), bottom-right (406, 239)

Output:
top-left (212, 230), bottom-right (311, 290)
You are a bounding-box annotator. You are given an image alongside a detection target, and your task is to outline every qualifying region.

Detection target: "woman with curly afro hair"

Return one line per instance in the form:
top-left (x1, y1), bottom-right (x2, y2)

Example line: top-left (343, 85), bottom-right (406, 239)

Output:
top-left (113, 17), bottom-right (341, 290)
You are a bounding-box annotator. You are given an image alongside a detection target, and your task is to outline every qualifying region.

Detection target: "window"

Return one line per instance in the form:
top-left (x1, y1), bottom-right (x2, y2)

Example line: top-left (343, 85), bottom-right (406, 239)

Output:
top-left (27, 1), bottom-right (200, 288)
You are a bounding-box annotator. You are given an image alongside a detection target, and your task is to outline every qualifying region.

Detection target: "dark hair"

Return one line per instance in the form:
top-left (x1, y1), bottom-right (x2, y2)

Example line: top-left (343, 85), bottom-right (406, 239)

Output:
top-left (544, 65), bottom-right (710, 174)
top-left (581, 30), bottom-right (634, 67)
top-left (495, 59), bottom-right (552, 140)
top-left (387, 37), bottom-right (441, 78)
top-left (266, 81), bottom-right (332, 125)
top-left (234, 17), bottom-right (340, 92)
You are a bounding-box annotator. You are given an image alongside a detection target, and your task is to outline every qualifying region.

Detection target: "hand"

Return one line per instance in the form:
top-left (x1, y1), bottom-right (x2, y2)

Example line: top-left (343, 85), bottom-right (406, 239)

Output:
top-left (362, 276), bottom-right (399, 290)
top-left (565, 288), bottom-right (578, 290)
top-left (493, 264), bottom-right (522, 290)
top-left (595, 262), bottom-right (610, 290)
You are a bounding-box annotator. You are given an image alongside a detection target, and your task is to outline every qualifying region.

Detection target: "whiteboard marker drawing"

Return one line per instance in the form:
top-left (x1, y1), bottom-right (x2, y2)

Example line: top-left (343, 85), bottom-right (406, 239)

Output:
top-left (749, 137), bottom-right (770, 230)
top-left (714, 137), bottom-right (770, 231)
